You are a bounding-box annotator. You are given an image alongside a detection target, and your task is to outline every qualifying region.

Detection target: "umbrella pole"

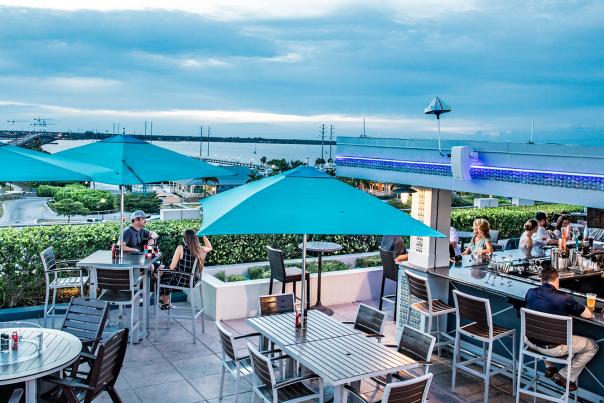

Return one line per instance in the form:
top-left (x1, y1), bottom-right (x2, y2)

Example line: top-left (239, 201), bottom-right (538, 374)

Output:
top-left (301, 233), bottom-right (308, 329)
top-left (119, 186), bottom-right (124, 259)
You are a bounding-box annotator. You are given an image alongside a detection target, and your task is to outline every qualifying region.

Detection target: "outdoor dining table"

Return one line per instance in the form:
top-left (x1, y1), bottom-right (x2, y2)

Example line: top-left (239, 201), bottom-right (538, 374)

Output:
top-left (297, 241), bottom-right (342, 315)
top-left (247, 310), bottom-right (417, 403)
top-left (76, 250), bottom-right (161, 343)
top-left (0, 328), bottom-right (82, 403)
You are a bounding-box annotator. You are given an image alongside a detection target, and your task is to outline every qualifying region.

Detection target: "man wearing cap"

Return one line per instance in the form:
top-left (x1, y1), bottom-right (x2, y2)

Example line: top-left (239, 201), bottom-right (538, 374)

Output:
top-left (122, 210), bottom-right (158, 252)
top-left (532, 211), bottom-right (558, 248)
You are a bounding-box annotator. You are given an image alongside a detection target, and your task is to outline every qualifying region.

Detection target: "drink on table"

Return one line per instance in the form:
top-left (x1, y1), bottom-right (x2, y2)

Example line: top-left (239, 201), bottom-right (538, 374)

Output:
top-left (586, 293), bottom-right (597, 312)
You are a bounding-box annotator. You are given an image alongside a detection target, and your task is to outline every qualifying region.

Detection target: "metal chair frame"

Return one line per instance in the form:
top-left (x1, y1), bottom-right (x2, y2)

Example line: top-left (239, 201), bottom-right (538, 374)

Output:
top-left (155, 258), bottom-right (205, 343)
top-left (451, 290), bottom-right (516, 403)
top-left (343, 303), bottom-right (386, 342)
top-left (345, 373), bottom-right (433, 403)
top-left (404, 270), bottom-right (455, 356)
top-left (378, 247), bottom-right (399, 320)
top-left (40, 247), bottom-right (89, 328)
top-left (516, 308), bottom-right (576, 403)
top-left (248, 342), bottom-right (323, 403)
top-left (266, 247), bottom-right (310, 310)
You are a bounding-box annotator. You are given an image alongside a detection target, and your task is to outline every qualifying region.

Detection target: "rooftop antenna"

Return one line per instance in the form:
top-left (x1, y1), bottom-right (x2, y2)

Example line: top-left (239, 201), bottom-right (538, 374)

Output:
top-left (424, 96), bottom-right (451, 157)
top-left (328, 124), bottom-right (334, 162)
top-left (207, 126), bottom-right (211, 157)
top-left (320, 124), bottom-right (325, 160)
top-left (529, 117), bottom-right (534, 144)
top-left (199, 125), bottom-right (203, 157)
top-left (362, 118), bottom-right (366, 137)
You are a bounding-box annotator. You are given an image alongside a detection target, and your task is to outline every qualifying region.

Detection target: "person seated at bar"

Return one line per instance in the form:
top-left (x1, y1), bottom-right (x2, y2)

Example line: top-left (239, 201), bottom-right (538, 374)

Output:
top-left (380, 235), bottom-right (408, 262)
top-left (158, 230), bottom-right (212, 309)
top-left (533, 211), bottom-right (558, 247)
top-left (525, 267), bottom-right (598, 391)
top-left (461, 219), bottom-right (493, 255)
top-left (449, 226), bottom-right (461, 260)
top-left (520, 219), bottom-right (538, 258)
top-left (121, 210), bottom-right (158, 252)
top-left (552, 214), bottom-right (573, 241)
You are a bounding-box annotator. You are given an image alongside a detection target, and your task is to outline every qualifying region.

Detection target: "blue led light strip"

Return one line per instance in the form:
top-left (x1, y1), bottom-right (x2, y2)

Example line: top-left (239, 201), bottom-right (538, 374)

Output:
top-left (336, 156), bottom-right (604, 191)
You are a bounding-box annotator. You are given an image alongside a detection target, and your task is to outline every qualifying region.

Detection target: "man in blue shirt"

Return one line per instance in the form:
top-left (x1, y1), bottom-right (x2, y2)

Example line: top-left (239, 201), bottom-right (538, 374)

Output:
top-left (525, 267), bottom-right (598, 391)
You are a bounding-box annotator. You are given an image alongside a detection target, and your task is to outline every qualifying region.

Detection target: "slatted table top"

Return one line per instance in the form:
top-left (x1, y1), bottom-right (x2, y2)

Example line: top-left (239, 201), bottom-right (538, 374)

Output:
top-left (0, 328), bottom-right (82, 384)
top-left (284, 334), bottom-right (417, 385)
top-left (247, 311), bottom-right (360, 346)
top-left (77, 250), bottom-right (160, 269)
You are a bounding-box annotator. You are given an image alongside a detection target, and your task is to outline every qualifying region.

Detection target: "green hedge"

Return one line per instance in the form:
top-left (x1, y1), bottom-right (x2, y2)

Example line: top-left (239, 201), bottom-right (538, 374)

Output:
top-left (450, 204), bottom-right (583, 238)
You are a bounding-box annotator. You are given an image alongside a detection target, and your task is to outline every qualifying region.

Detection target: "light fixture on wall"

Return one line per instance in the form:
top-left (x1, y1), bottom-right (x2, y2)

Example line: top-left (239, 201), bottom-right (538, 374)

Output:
top-left (392, 184), bottom-right (416, 203)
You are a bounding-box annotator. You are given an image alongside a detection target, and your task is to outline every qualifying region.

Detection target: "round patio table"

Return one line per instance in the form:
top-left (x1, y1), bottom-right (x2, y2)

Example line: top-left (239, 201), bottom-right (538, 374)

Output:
top-left (298, 241), bottom-right (343, 316)
top-left (0, 328), bottom-right (82, 403)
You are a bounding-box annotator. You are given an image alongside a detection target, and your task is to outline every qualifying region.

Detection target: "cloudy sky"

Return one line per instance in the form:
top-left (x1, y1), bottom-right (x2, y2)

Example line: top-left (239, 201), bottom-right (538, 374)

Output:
top-left (0, 0), bottom-right (603, 144)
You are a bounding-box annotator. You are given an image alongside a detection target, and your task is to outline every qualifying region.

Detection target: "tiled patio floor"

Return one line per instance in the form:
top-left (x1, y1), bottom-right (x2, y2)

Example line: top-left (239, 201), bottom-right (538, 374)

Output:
top-left (41, 300), bottom-right (525, 402)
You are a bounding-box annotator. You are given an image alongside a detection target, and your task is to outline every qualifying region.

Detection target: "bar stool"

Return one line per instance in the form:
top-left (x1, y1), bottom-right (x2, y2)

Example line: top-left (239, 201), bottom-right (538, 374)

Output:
top-left (451, 290), bottom-right (516, 403)
top-left (517, 308), bottom-right (576, 403)
top-left (379, 247), bottom-right (399, 320)
top-left (266, 247), bottom-right (310, 310)
top-left (404, 270), bottom-right (455, 355)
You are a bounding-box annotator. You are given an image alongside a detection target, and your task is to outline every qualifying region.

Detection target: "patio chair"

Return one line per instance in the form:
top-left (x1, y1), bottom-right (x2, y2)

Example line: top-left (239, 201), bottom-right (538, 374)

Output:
top-left (378, 247), bottom-right (399, 320)
top-left (345, 373), bottom-right (433, 403)
top-left (42, 328), bottom-right (129, 403)
top-left (216, 321), bottom-right (266, 402)
top-left (343, 303), bottom-right (386, 342)
top-left (96, 267), bottom-right (142, 345)
top-left (61, 297), bottom-right (109, 354)
top-left (248, 342), bottom-right (323, 403)
top-left (258, 293), bottom-right (295, 351)
top-left (503, 238), bottom-right (520, 251)
top-left (40, 246), bottom-right (89, 328)
top-left (266, 247), bottom-right (310, 311)
top-left (155, 257), bottom-right (205, 343)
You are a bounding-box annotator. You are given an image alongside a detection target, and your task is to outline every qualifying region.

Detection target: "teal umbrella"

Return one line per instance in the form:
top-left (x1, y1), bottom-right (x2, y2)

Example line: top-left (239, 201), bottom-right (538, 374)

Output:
top-left (0, 141), bottom-right (113, 182)
top-left (56, 135), bottom-right (231, 249)
top-left (198, 166), bottom-right (444, 324)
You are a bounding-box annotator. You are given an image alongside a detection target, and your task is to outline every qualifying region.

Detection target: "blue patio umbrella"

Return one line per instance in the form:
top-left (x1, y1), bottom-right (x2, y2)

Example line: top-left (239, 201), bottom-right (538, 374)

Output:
top-left (0, 141), bottom-right (113, 182)
top-left (56, 135), bottom-right (231, 248)
top-left (198, 166), bottom-right (444, 324)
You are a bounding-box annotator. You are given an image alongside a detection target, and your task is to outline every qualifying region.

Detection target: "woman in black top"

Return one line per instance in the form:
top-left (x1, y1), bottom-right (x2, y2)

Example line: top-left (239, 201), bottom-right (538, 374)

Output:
top-left (158, 229), bottom-right (212, 309)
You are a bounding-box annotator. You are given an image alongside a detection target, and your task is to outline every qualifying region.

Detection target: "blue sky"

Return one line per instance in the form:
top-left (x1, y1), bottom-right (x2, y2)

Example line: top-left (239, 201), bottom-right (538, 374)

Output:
top-left (0, 1), bottom-right (603, 144)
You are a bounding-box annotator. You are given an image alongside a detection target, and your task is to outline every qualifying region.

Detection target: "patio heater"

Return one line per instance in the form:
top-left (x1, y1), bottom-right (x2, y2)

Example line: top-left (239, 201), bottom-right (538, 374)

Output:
top-left (424, 97), bottom-right (451, 157)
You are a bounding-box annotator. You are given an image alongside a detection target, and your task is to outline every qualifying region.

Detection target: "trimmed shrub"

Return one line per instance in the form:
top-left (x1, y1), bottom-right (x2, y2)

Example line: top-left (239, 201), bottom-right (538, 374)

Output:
top-left (247, 265), bottom-right (271, 280)
top-left (306, 260), bottom-right (350, 273)
top-left (124, 193), bottom-right (162, 214)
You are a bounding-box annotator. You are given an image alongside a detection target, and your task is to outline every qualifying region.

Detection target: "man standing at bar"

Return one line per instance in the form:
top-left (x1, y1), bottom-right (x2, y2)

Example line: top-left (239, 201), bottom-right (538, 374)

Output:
top-left (533, 211), bottom-right (558, 247)
top-left (525, 267), bottom-right (598, 391)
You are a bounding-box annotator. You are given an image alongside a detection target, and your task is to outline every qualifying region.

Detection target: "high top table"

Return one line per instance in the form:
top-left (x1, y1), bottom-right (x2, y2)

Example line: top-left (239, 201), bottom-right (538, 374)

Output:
top-left (247, 310), bottom-right (417, 403)
top-left (298, 241), bottom-right (342, 315)
top-left (0, 328), bottom-right (81, 403)
top-left (77, 250), bottom-right (161, 343)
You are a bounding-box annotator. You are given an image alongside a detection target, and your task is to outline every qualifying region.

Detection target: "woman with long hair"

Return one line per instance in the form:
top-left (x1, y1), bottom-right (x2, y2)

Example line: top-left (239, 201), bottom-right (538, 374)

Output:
top-left (520, 219), bottom-right (538, 258)
top-left (158, 229), bottom-right (212, 309)
top-left (462, 218), bottom-right (493, 256)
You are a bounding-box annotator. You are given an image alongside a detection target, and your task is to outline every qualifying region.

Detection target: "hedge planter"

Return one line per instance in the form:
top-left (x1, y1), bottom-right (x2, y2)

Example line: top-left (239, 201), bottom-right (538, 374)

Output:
top-left (193, 252), bottom-right (394, 321)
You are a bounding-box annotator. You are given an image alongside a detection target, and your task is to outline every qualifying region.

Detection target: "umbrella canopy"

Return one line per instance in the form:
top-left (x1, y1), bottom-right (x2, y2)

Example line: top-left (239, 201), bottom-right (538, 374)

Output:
top-left (55, 135), bottom-right (229, 185)
top-left (199, 165), bottom-right (444, 237)
top-left (0, 141), bottom-right (112, 182)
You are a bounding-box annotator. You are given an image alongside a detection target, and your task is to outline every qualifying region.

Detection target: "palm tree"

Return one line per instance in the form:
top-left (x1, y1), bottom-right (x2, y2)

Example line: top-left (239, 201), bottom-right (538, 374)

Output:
top-left (247, 170), bottom-right (263, 183)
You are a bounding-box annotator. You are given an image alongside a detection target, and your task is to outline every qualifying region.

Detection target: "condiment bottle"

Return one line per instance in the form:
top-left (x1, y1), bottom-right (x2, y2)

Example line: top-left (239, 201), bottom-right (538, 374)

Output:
top-left (11, 332), bottom-right (18, 351)
top-left (295, 308), bottom-right (301, 328)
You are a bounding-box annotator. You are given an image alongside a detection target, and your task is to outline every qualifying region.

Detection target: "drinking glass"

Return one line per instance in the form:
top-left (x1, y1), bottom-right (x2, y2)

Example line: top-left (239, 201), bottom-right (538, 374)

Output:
top-left (586, 293), bottom-right (597, 312)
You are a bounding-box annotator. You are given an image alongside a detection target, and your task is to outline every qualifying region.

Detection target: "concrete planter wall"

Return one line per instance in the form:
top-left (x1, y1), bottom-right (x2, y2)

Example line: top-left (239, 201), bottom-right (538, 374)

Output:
top-left (190, 252), bottom-right (393, 321)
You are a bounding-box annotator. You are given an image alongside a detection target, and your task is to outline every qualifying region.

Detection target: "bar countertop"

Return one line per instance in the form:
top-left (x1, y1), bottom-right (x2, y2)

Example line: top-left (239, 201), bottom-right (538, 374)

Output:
top-left (400, 251), bottom-right (604, 328)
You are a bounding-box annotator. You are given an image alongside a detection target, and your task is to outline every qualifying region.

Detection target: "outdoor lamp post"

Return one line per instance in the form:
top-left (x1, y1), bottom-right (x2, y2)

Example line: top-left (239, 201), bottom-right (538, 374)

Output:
top-left (424, 97), bottom-right (451, 157)
top-left (392, 184), bottom-right (416, 204)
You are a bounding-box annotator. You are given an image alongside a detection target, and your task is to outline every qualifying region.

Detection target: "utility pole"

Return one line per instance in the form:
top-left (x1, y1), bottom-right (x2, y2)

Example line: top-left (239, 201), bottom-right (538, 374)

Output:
top-left (329, 124), bottom-right (334, 162)
top-left (144, 121), bottom-right (147, 141)
top-left (207, 126), bottom-right (211, 157)
top-left (320, 124), bottom-right (325, 160)
top-left (199, 125), bottom-right (203, 157)
top-left (150, 122), bottom-right (153, 143)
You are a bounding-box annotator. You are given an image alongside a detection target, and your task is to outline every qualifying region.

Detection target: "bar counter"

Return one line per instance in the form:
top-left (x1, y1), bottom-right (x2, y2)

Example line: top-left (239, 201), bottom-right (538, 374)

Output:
top-left (400, 250), bottom-right (604, 400)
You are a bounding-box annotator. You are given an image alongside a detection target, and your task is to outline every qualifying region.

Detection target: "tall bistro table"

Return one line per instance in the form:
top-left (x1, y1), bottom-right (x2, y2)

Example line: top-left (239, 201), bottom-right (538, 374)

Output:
top-left (0, 328), bottom-right (81, 403)
top-left (298, 241), bottom-right (342, 315)
top-left (247, 310), bottom-right (417, 403)
top-left (77, 250), bottom-right (161, 343)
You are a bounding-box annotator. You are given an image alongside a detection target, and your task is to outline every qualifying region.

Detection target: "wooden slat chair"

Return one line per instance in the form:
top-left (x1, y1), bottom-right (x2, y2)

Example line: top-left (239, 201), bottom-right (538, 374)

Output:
top-left (61, 297), bottom-right (109, 354)
top-left (216, 321), bottom-right (264, 403)
top-left (451, 290), bottom-right (516, 403)
top-left (371, 325), bottom-right (436, 391)
top-left (343, 303), bottom-right (386, 342)
top-left (266, 247), bottom-right (310, 311)
top-left (248, 342), bottom-right (323, 403)
top-left (516, 308), bottom-right (576, 403)
top-left (345, 373), bottom-right (433, 403)
top-left (96, 268), bottom-right (142, 345)
top-left (378, 247), bottom-right (399, 319)
top-left (40, 247), bottom-right (89, 328)
top-left (258, 293), bottom-right (295, 351)
top-left (42, 329), bottom-right (129, 403)
top-left (404, 270), bottom-right (455, 356)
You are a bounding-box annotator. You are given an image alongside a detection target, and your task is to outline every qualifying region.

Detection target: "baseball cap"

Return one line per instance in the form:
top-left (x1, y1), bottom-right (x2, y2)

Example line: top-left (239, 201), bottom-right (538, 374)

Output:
top-left (131, 210), bottom-right (150, 221)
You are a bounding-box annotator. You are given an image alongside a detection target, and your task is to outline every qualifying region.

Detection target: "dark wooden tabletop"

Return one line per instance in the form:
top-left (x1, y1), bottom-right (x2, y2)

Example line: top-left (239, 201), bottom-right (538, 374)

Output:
top-left (247, 310), bottom-right (360, 346)
top-left (77, 250), bottom-right (161, 269)
top-left (285, 334), bottom-right (417, 385)
top-left (0, 328), bottom-right (81, 384)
